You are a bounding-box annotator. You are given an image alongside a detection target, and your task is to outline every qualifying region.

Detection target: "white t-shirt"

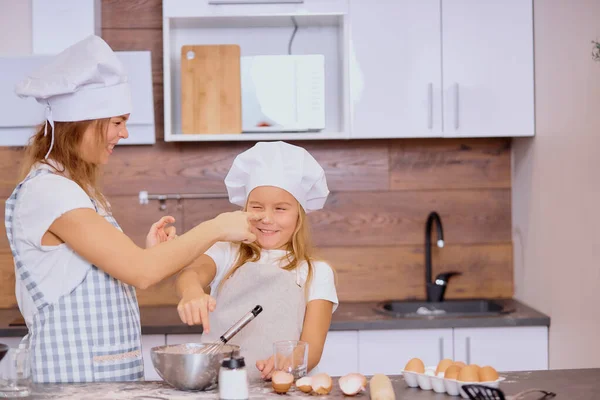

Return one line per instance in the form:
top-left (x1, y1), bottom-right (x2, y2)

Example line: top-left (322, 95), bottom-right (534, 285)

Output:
top-left (12, 163), bottom-right (97, 325)
top-left (205, 242), bottom-right (339, 313)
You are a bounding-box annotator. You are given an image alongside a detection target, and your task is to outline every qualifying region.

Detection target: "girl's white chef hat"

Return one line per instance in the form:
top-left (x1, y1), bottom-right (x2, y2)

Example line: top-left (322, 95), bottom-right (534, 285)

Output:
top-left (14, 35), bottom-right (131, 159)
top-left (225, 141), bottom-right (330, 213)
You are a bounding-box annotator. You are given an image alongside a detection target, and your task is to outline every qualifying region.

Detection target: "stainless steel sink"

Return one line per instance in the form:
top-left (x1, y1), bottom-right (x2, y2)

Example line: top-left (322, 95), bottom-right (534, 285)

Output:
top-left (374, 299), bottom-right (513, 318)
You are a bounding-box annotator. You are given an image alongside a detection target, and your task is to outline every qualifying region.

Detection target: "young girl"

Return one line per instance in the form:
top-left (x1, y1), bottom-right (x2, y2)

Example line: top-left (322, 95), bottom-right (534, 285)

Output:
top-left (175, 141), bottom-right (338, 383)
top-left (6, 35), bottom-right (256, 383)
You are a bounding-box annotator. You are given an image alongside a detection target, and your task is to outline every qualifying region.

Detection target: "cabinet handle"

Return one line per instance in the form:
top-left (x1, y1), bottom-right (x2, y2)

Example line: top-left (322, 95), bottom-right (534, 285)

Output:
top-left (466, 336), bottom-right (471, 365)
top-left (454, 83), bottom-right (460, 130)
top-left (428, 83), bottom-right (433, 129)
top-left (438, 337), bottom-right (444, 361)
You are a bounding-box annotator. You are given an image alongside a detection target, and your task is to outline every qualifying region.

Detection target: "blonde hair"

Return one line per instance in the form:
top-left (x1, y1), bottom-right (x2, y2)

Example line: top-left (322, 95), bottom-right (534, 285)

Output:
top-left (19, 118), bottom-right (111, 211)
top-left (218, 201), bottom-right (317, 299)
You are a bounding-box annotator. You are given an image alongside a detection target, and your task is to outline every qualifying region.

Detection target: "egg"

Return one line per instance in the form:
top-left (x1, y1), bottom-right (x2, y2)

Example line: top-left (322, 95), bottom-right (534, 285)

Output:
top-left (479, 366), bottom-right (500, 382)
top-left (444, 365), bottom-right (462, 380)
top-left (271, 371), bottom-right (294, 394)
top-left (311, 373), bottom-right (333, 395)
top-left (453, 361), bottom-right (467, 368)
top-left (457, 365), bottom-right (480, 382)
top-left (404, 358), bottom-right (425, 373)
top-left (435, 359), bottom-right (454, 375)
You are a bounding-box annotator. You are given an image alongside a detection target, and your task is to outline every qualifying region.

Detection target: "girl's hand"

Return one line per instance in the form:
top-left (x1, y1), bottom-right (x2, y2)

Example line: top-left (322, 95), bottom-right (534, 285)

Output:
top-left (176, 288), bottom-right (216, 332)
top-left (256, 356), bottom-right (275, 380)
top-left (145, 216), bottom-right (177, 248)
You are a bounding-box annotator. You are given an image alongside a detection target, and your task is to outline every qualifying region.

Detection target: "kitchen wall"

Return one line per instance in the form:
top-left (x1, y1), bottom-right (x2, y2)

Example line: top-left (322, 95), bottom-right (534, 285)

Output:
top-left (0, 0), bottom-right (513, 308)
top-left (513, 0), bottom-right (600, 369)
top-left (0, 0), bottom-right (31, 55)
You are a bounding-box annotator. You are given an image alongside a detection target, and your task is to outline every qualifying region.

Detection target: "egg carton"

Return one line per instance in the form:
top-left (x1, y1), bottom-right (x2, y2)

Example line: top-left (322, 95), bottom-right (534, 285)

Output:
top-left (400, 366), bottom-right (506, 398)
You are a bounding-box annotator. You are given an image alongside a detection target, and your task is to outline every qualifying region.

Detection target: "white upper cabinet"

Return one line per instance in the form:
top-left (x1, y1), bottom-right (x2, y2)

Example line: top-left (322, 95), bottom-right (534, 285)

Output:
top-left (349, 0), bottom-right (442, 139)
top-left (349, 0), bottom-right (534, 139)
top-left (442, 0), bottom-right (534, 137)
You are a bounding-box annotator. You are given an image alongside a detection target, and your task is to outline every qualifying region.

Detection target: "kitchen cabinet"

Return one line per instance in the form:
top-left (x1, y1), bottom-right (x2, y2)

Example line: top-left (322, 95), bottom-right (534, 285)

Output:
top-left (141, 335), bottom-right (166, 381)
top-left (317, 331), bottom-right (358, 376)
top-left (165, 0), bottom-right (347, 18)
top-left (349, 0), bottom-right (534, 139)
top-left (0, 337), bottom-right (24, 348)
top-left (453, 326), bottom-right (549, 372)
top-left (349, 0), bottom-right (442, 139)
top-left (357, 329), bottom-right (453, 375)
top-left (162, 0), bottom-right (350, 142)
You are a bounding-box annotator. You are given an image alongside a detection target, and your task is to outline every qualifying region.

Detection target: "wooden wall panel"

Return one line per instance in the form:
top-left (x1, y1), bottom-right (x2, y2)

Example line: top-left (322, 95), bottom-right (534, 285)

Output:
top-left (0, 201), bottom-right (8, 252)
top-left (101, 0), bottom-right (162, 29)
top-left (0, 252), bottom-right (16, 308)
top-left (102, 141), bottom-right (390, 196)
top-left (0, 147), bottom-right (24, 197)
top-left (319, 244), bottom-right (513, 302)
top-left (390, 138), bottom-right (512, 190)
top-left (182, 190), bottom-right (511, 246)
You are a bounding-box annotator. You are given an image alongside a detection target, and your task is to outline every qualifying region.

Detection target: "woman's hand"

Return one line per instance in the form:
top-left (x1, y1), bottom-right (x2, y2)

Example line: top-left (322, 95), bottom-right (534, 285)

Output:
top-left (212, 211), bottom-right (262, 243)
top-left (176, 287), bottom-right (216, 332)
top-left (145, 216), bottom-right (177, 248)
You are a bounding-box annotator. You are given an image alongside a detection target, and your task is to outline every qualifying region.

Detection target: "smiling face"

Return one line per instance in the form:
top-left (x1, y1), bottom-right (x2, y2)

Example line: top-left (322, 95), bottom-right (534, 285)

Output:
top-left (247, 186), bottom-right (300, 250)
top-left (80, 114), bottom-right (129, 165)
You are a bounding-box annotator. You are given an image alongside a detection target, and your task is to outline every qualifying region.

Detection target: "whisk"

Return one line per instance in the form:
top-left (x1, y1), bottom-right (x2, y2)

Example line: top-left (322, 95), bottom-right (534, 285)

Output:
top-left (462, 384), bottom-right (556, 400)
top-left (199, 305), bottom-right (263, 355)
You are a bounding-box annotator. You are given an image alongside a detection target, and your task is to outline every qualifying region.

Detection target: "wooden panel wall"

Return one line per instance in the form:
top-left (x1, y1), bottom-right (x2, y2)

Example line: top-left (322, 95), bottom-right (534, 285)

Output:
top-left (0, 0), bottom-right (513, 308)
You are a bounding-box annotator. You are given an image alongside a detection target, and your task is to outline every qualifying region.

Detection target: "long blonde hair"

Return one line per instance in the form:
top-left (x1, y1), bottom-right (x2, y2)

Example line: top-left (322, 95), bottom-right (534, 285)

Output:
top-left (218, 201), bottom-right (316, 298)
top-left (19, 118), bottom-right (111, 211)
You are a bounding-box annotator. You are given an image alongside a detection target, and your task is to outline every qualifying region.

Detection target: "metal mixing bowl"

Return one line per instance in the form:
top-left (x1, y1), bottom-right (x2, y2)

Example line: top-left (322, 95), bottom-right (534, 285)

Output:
top-left (151, 343), bottom-right (240, 391)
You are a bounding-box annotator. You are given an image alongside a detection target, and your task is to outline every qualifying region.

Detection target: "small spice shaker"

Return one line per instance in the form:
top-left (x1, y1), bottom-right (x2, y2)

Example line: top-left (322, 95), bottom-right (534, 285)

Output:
top-left (219, 356), bottom-right (249, 400)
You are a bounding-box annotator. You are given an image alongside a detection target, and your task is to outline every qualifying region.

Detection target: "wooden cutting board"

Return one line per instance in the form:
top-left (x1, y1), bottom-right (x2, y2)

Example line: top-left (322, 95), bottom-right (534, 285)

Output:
top-left (181, 45), bottom-right (242, 134)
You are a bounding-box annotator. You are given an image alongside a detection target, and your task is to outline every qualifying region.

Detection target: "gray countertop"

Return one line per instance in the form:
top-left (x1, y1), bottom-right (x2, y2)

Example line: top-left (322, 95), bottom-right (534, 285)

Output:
top-left (23, 369), bottom-right (600, 399)
top-left (0, 299), bottom-right (549, 338)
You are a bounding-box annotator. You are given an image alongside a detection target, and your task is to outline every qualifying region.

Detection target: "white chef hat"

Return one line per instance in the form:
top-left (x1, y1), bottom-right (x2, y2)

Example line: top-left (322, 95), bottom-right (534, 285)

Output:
top-left (14, 35), bottom-right (131, 159)
top-left (225, 141), bottom-right (329, 213)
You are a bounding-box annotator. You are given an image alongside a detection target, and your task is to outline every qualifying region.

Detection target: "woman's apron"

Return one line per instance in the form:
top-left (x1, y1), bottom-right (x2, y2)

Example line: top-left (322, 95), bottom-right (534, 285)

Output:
top-left (201, 260), bottom-right (306, 383)
top-left (4, 169), bottom-right (144, 383)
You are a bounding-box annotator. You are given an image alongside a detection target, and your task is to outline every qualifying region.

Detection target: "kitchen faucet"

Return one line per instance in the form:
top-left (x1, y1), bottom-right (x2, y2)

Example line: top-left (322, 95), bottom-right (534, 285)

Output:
top-left (425, 211), bottom-right (461, 302)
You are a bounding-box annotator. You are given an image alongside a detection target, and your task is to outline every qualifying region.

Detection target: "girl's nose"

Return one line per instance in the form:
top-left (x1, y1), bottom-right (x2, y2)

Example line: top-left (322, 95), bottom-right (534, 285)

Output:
top-left (261, 210), bottom-right (274, 224)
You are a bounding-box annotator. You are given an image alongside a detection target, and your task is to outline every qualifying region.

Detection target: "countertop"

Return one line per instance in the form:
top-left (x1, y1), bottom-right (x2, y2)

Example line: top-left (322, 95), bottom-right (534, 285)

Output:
top-left (23, 369), bottom-right (600, 399)
top-left (0, 299), bottom-right (550, 337)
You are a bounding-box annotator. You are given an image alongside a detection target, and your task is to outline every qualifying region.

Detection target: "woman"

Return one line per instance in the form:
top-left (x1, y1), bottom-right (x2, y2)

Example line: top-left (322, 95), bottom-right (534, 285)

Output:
top-left (175, 141), bottom-right (338, 382)
top-left (5, 35), bottom-right (257, 383)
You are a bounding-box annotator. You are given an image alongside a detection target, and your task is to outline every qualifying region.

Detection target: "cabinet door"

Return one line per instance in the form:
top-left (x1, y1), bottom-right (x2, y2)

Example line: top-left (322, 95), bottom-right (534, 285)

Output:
top-left (442, 0), bottom-right (534, 137)
top-left (349, 0), bottom-right (442, 138)
top-left (317, 331), bottom-right (358, 377)
top-left (0, 337), bottom-right (25, 348)
top-left (453, 327), bottom-right (548, 372)
top-left (358, 329), bottom-right (453, 376)
top-left (141, 335), bottom-right (166, 381)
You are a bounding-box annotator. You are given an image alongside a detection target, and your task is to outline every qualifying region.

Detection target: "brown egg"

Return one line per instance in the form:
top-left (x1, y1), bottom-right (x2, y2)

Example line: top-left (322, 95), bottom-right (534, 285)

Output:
top-left (457, 365), bottom-right (480, 382)
top-left (469, 364), bottom-right (481, 373)
top-left (271, 371), bottom-right (294, 394)
top-left (444, 365), bottom-right (462, 380)
top-left (453, 361), bottom-right (467, 368)
top-left (479, 366), bottom-right (500, 382)
top-left (435, 359), bottom-right (454, 375)
top-left (404, 358), bottom-right (425, 373)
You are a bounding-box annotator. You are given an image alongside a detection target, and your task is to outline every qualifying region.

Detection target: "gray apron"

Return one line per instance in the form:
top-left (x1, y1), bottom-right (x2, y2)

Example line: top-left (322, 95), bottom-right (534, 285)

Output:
top-left (4, 168), bottom-right (144, 383)
top-left (202, 260), bottom-right (306, 382)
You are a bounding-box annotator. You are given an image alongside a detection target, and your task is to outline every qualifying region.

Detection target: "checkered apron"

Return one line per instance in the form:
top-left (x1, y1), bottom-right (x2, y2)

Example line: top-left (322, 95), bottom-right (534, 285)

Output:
top-left (5, 169), bottom-right (144, 383)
